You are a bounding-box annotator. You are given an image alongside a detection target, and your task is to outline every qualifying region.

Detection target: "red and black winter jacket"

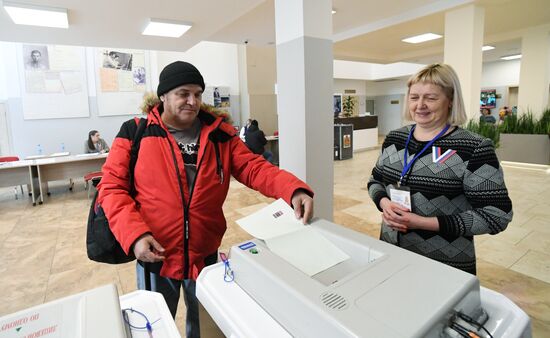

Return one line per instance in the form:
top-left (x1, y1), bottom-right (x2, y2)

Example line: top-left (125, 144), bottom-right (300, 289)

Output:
top-left (98, 105), bottom-right (312, 280)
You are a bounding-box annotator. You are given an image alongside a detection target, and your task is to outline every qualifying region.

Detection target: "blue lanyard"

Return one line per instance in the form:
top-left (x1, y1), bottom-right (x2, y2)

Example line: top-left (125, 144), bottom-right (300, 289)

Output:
top-left (400, 124), bottom-right (451, 186)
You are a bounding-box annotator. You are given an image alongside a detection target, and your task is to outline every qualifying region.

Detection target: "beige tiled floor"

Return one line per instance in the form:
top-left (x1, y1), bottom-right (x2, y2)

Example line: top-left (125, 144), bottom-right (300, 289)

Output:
top-left (1, 149), bottom-right (549, 336)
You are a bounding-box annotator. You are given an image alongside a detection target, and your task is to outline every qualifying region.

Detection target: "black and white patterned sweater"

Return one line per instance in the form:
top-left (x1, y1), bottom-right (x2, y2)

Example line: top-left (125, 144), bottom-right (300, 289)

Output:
top-left (368, 125), bottom-right (513, 274)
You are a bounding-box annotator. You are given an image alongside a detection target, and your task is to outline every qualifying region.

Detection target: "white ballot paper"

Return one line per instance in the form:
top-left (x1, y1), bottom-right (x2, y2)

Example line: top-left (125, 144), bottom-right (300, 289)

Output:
top-left (236, 199), bottom-right (349, 276)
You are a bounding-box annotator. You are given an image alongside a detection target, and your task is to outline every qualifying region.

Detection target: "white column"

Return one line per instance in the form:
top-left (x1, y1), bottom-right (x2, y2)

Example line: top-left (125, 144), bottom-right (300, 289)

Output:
top-left (444, 5), bottom-right (484, 120)
top-left (237, 45), bottom-right (250, 125)
top-left (518, 26), bottom-right (550, 116)
top-left (275, 0), bottom-right (334, 220)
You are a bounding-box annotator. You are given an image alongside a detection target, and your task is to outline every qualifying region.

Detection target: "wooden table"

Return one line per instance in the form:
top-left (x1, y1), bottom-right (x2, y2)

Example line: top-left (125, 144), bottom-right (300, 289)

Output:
top-left (0, 160), bottom-right (41, 205)
top-left (34, 153), bottom-right (108, 204)
top-left (1, 153), bottom-right (108, 205)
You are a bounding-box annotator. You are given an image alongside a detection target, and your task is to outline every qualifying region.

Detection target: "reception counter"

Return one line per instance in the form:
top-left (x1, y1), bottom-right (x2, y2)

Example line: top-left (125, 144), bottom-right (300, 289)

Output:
top-left (334, 115), bottom-right (378, 151)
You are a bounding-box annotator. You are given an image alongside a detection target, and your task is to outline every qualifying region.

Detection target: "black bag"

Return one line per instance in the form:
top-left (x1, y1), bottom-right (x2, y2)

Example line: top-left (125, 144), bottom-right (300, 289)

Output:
top-left (86, 118), bottom-right (147, 264)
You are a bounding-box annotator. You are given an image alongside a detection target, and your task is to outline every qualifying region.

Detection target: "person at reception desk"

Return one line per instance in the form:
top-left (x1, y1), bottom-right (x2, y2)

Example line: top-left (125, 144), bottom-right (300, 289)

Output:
top-left (84, 130), bottom-right (110, 153)
top-left (367, 63), bottom-right (512, 275)
top-left (97, 61), bottom-right (314, 338)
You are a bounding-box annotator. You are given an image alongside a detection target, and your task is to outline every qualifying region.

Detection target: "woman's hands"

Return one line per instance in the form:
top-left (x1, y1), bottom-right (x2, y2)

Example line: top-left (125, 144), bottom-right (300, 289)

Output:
top-left (379, 197), bottom-right (439, 232)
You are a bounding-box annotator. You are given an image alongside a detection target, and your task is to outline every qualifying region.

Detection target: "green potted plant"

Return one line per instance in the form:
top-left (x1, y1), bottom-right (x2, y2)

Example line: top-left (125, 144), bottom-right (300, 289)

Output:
top-left (341, 95), bottom-right (357, 118)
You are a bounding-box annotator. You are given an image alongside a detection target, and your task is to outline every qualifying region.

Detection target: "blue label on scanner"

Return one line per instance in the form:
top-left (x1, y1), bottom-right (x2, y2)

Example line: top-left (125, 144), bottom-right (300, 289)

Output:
top-left (238, 242), bottom-right (256, 250)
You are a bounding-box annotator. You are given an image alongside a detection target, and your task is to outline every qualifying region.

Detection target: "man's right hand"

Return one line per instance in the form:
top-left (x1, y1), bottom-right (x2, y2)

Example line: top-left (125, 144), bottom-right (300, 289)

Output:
top-left (132, 233), bottom-right (165, 263)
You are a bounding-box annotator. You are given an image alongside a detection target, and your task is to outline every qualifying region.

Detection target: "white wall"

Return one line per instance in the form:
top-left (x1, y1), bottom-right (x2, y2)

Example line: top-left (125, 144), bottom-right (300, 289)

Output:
top-left (333, 60), bottom-right (424, 80)
top-left (237, 45), bottom-right (250, 125)
top-left (481, 60), bottom-right (520, 87)
top-left (0, 47), bottom-right (6, 101)
top-left (156, 41), bottom-right (240, 95)
top-left (1, 41), bottom-right (242, 158)
top-left (376, 95), bottom-right (405, 136)
top-left (245, 45), bottom-right (278, 135)
top-left (334, 60), bottom-right (373, 80)
top-left (334, 79), bottom-right (367, 95)
top-left (365, 79), bottom-right (408, 96)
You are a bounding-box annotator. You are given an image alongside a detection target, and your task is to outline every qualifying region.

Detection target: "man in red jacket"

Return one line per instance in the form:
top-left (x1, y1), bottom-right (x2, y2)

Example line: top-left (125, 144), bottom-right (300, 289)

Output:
top-left (98, 61), bottom-right (314, 338)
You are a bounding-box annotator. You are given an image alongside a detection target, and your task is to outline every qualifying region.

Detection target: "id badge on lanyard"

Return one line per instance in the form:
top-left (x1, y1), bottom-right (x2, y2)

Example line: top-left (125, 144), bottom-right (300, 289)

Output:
top-left (388, 184), bottom-right (411, 211)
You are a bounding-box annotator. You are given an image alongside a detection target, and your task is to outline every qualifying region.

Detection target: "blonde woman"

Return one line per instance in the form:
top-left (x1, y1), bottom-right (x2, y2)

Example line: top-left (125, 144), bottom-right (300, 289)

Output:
top-left (368, 63), bottom-right (512, 275)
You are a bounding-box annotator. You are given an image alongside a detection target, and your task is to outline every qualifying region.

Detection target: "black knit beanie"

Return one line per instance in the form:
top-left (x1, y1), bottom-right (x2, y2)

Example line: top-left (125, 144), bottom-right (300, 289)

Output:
top-left (156, 61), bottom-right (205, 97)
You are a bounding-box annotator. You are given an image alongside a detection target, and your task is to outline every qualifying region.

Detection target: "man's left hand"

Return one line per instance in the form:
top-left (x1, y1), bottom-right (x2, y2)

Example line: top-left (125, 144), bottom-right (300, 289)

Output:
top-left (291, 189), bottom-right (314, 224)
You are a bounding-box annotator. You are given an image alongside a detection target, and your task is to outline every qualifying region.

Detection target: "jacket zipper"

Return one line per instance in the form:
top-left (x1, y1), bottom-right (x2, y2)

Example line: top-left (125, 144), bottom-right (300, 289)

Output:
top-left (168, 133), bottom-right (216, 279)
top-left (168, 118), bottom-right (224, 279)
top-left (167, 140), bottom-right (190, 279)
top-left (183, 139), bottom-right (211, 273)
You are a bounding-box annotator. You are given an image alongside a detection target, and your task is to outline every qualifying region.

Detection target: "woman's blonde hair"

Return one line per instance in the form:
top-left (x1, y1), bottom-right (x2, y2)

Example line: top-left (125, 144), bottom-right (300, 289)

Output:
top-left (403, 63), bottom-right (467, 126)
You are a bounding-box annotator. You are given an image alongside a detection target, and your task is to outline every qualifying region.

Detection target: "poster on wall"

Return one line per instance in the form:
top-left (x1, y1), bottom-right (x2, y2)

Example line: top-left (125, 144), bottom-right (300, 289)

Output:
top-left (98, 49), bottom-right (146, 92)
top-left (95, 48), bottom-right (151, 116)
top-left (333, 94), bottom-right (342, 118)
top-left (22, 44), bottom-right (84, 95)
top-left (19, 44), bottom-right (89, 120)
top-left (204, 86), bottom-right (230, 109)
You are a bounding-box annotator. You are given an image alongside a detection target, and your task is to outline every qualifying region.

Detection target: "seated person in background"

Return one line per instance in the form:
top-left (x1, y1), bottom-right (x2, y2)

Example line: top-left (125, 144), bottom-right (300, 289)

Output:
top-left (85, 130), bottom-right (110, 153)
top-left (245, 120), bottom-right (273, 162)
top-left (479, 108), bottom-right (496, 124)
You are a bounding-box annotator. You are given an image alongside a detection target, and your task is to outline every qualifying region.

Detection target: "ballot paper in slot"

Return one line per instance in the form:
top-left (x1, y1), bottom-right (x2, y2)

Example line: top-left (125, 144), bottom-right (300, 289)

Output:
top-left (236, 199), bottom-right (349, 276)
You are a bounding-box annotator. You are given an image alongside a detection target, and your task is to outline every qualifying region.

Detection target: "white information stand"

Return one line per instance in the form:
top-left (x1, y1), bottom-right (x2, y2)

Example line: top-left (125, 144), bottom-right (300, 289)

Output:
top-left (0, 284), bottom-right (180, 338)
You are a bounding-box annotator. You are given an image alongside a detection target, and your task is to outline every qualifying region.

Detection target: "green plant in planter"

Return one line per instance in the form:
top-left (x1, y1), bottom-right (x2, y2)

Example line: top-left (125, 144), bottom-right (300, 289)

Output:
top-left (467, 108), bottom-right (550, 148)
top-left (342, 96), bottom-right (356, 117)
top-left (500, 110), bottom-right (550, 135)
top-left (536, 108), bottom-right (550, 135)
top-left (465, 119), bottom-right (500, 147)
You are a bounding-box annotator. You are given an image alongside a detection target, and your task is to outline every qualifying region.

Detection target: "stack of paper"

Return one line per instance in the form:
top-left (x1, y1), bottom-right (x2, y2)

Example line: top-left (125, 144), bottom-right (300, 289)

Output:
top-left (236, 199), bottom-right (349, 276)
top-left (76, 153), bottom-right (100, 157)
top-left (49, 152), bottom-right (70, 157)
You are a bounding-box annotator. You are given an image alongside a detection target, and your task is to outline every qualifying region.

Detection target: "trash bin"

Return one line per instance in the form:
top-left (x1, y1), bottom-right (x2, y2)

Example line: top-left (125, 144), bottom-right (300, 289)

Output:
top-left (334, 124), bottom-right (353, 160)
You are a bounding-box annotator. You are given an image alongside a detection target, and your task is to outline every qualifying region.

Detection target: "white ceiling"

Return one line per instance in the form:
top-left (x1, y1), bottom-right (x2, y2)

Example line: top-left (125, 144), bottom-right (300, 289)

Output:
top-left (0, 0), bottom-right (548, 64)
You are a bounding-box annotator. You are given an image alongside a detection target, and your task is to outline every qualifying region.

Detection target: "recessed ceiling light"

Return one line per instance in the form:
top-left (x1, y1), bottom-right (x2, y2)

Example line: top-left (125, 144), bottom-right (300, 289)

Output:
top-left (500, 54), bottom-right (522, 60)
top-left (402, 33), bottom-right (442, 44)
top-left (482, 45), bottom-right (495, 51)
top-left (3, 1), bottom-right (68, 28)
top-left (332, 10), bottom-right (336, 14)
top-left (142, 19), bottom-right (192, 38)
